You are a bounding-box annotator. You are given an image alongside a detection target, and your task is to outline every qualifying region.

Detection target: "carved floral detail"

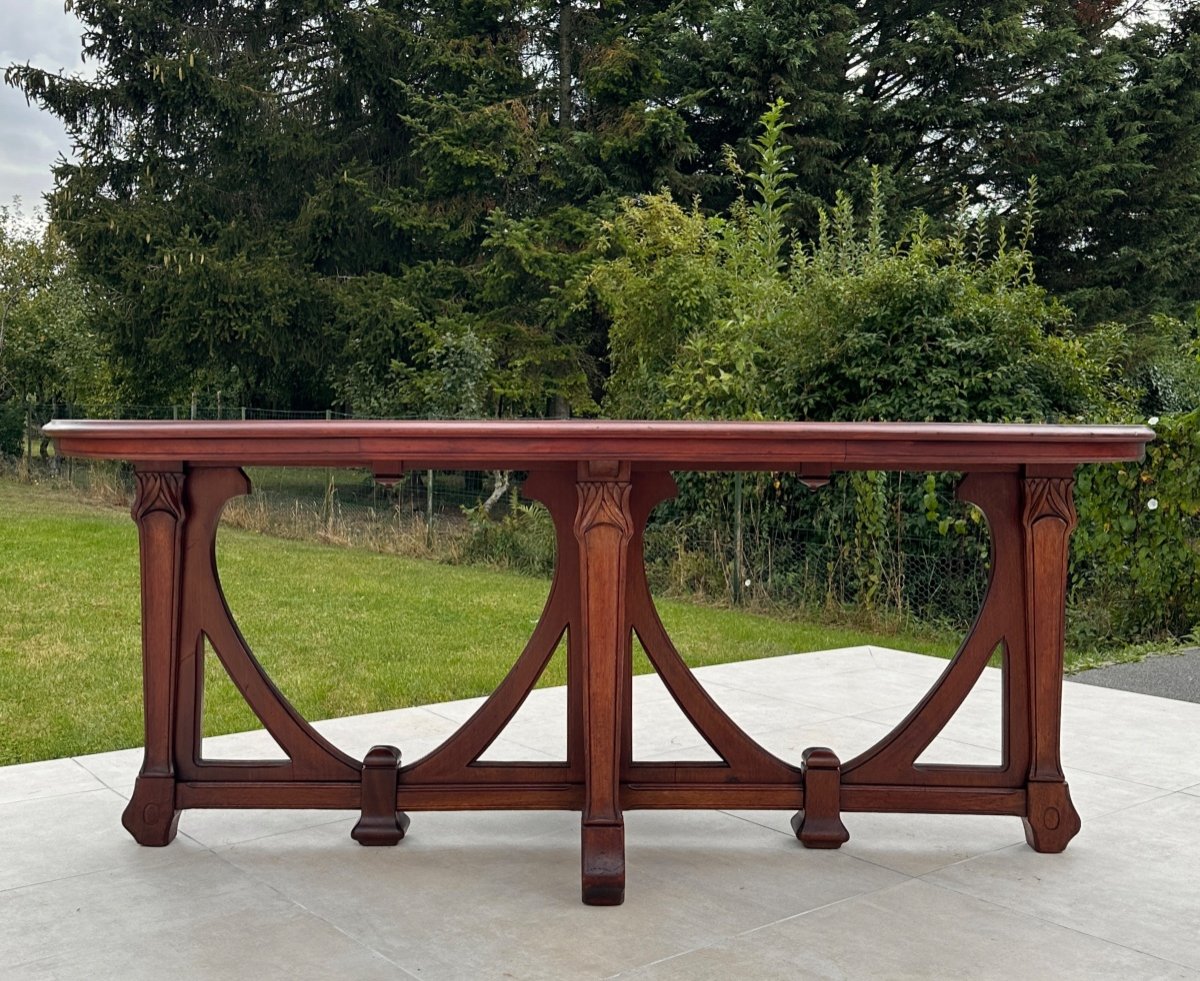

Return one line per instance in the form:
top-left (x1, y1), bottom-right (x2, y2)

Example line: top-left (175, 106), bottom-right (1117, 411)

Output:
top-left (574, 480), bottom-right (633, 539)
top-left (1022, 476), bottom-right (1076, 531)
top-left (132, 471), bottom-right (186, 522)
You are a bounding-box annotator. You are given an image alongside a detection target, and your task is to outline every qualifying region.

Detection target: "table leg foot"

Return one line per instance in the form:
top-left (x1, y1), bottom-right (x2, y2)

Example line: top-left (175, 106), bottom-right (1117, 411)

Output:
top-left (122, 774), bottom-right (180, 846)
top-left (581, 823), bottom-right (625, 905)
top-left (1023, 779), bottom-right (1080, 853)
top-left (351, 810), bottom-right (411, 846)
top-left (793, 747), bottom-right (849, 849)
top-left (352, 745), bottom-right (410, 846)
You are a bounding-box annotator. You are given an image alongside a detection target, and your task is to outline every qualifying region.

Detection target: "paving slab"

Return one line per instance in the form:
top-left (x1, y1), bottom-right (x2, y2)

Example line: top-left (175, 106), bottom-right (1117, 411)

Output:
top-left (0, 853), bottom-right (409, 980)
top-left (218, 809), bottom-right (905, 981)
top-left (616, 878), bottom-right (1197, 980)
top-left (0, 757), bottom-right (104, 805)
top-left (925, 792), bottom-right (1200, 971)
top-left (2, 647), bottom-right (1199, 979)
top-left (0, 789), bottom-right (207, 893)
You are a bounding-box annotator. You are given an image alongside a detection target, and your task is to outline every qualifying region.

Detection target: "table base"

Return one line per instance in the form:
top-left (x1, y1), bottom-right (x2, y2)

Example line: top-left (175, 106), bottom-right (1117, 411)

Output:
top-left (120, 462), bottom-right (1081, 905)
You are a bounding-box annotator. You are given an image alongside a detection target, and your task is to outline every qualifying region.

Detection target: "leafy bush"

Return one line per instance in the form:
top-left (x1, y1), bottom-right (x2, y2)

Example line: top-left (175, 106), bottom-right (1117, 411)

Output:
top-left (0, 399), bottom-right (23, 457)
top-left (1072, 408), bottom-right (1200, 642)
top-left (458, 498), bottom-right (557, 577)
top-left (585, 100), bottom-right (1126, 628)
top-left (590, 101), bottom-right (1110, 427)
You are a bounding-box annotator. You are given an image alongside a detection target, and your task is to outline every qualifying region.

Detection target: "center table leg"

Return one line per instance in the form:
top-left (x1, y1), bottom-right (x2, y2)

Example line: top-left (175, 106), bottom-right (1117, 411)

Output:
top-left (574, 461), bottom-right (634, 906)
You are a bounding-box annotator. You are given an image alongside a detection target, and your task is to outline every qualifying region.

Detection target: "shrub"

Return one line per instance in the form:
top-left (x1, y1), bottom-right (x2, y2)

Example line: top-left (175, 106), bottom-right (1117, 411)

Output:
top-left (590, 101), bottom-right (1108, 427)
top-left (586, 100), bottom-right (1119, 628)
top-left (0, 400), bottom-right (23, 457)
top-left (458, 498), bottom-right (557, 577)
top-left (1072, 408), bottom-right (1200, 642)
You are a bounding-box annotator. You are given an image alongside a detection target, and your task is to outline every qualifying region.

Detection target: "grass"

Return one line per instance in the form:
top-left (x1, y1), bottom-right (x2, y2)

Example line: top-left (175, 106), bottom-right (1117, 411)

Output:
top-left (0, 477), bottom-right (962, 765)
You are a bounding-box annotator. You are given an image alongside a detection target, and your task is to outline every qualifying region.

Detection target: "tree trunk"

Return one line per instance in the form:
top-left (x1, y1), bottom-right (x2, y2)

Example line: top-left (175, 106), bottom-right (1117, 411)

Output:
top-left (483, 470), bottom-right (511, 515)
top-left (559, 1), bottom-right (572, 131)
top-left (0, 299), bottom-right (11, 362)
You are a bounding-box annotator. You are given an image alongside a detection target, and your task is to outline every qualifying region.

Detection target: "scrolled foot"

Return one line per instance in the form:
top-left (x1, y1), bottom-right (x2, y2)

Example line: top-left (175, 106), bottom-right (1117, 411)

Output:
top-left (1023, 779), bottom-right (1081, 853)
top-left (581, 823), bottom-right (625, 905)
top-left (122, 774), bottom-right (180, 846)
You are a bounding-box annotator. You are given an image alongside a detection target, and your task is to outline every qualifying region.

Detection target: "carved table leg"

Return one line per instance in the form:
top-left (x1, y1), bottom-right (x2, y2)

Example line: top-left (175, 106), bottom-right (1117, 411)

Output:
top-left (122, 468), bottom-right (187, 846)
top-left (1021, 467), bottom-right (1082, 852)
top-left (574, 461), bottom-right (634, 905)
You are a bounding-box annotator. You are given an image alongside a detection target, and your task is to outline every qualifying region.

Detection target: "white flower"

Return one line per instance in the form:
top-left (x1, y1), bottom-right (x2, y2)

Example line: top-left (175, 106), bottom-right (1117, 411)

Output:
top-left (1147, 498), bottom-right (1159, 511)
top-left (1148, 416), bottom-right (1160, 426)
top-left (744, 578), bottom-right (752, 587)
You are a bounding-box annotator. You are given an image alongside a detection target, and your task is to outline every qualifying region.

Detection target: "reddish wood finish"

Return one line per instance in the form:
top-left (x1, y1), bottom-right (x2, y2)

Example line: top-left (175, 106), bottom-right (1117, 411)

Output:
top-left (352, 745), bottom-right (410, 845)
top-left (1020, 469), bottom-right (1083, 851)
top-left (44, 419), bottom-right (1151, 470)
top-left (574, 460), bottom-right (634, 905)
top-left (43, 420), bottom-right (1152, 905)
top-left (792, 748), bottom-right (850, 847)
top-left (122, 469), bottom-right (186, 846)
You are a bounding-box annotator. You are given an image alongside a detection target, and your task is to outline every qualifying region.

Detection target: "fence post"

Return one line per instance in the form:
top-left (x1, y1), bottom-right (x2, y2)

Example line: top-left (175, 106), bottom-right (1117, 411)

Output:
top-left (426, 470), bottom-right (435, 547)
top-left (241, 406), bottom-right (246, 421)
top-left (190, 395), bottom-right (197, 420)
top-left (24, 399), bottom-right (32, 470)
top-left (733, 472), bottom-right (745, 604)
top-left (172, 405), bottom-right (179, 420)
top-left (324, 469), bottom-right (336, 536)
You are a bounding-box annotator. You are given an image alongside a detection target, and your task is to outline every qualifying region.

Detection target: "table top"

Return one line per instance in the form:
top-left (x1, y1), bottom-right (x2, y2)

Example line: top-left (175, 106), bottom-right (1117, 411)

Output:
top-left (42, 419), bottom-right (1154, 471)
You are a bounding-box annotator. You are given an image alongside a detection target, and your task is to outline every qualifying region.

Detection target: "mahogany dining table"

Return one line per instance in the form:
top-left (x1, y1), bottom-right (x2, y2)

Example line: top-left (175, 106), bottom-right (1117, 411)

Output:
top-left (43, 419), bottom-right (1153, 905)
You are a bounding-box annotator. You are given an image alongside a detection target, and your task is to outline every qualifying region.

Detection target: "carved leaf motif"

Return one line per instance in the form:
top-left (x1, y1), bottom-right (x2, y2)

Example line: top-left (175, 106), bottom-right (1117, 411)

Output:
top-left (575, 481), bottom-right (633, 539)
top-left (1023, 477), bottom-right (1076, 531)
top-left (132, 471), bottom-right (186, 522)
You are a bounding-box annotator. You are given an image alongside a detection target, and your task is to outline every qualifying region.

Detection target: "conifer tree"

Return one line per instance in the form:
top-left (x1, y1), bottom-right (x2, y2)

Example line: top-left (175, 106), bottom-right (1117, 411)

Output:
top-left (8, 0), bottom-right (1196, 411)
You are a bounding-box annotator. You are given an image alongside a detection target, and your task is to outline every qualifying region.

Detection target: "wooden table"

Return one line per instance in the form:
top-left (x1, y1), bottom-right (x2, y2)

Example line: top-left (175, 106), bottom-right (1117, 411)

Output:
top-left (44, 419), bottom-right (1153, 905)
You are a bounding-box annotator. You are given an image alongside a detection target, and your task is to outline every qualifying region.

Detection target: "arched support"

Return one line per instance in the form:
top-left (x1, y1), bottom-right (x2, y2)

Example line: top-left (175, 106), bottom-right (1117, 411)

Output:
top-left (623, 472), bottom-right (797, 784)
top-left (843, 472), bottom-right (1027, 786)
top-left (174, 467), bottom-right (359, 783)
top-left (402, 470), bottom-right (580, 783)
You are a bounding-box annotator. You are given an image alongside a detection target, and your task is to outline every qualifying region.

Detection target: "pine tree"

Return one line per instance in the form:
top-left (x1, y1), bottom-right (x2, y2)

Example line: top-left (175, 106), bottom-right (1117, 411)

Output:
top-left (657, 1), bottom-right (1200, 324)
top-left (8, 0), bottom-right (1196, 412)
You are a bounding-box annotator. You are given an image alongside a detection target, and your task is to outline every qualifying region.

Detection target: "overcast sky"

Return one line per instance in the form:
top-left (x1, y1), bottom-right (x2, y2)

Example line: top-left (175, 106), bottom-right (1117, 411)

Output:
top-left (0, 0), bottom-right (87, 218)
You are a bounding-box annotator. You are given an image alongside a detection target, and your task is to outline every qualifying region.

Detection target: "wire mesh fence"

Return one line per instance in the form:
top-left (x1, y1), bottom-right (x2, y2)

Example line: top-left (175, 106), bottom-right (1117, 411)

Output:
top-left (11, 401), bottom-right (992, 629)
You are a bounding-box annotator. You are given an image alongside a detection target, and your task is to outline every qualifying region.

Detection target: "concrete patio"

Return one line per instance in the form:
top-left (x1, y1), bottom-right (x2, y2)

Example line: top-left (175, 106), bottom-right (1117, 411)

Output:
top-left (2, 646), bottom-right (1198, 979)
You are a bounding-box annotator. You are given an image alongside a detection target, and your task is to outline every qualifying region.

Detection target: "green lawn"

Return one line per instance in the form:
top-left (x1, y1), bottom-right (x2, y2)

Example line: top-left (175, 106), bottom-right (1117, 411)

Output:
top-left (0, 478), bottom-right (955, 765)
